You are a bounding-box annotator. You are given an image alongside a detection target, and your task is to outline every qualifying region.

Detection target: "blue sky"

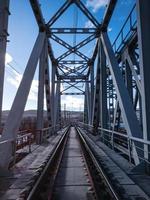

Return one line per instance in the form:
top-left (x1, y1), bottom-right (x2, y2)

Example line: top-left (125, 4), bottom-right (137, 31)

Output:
top-left (3, 0), bottom-right (135, 111)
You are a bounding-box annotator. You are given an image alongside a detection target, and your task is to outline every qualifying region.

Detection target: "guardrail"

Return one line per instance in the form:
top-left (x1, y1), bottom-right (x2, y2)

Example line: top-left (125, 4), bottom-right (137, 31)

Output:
top-left (35, 124), bottom-right (61, 144)
top-left (112, 4), bottom-right (137, 54)
top-left (78, 122), bottom-right (150, 166)
top-left (0, 132), bottom-right (33, 166)
top-left (0, 124), bottom-right (65, 166)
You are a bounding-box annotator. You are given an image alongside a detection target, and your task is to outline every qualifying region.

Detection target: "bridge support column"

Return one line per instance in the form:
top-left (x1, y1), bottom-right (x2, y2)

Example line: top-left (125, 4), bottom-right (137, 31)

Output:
top-left (92, 39), bottom-right (101, 133)
top-left (45, 54), bottom-right (52, 127)
top-left (85, 82), bottom-right (91, 124)
top-left (36, 41), bottom-right (46, 144)
top-left (0, 0), bottom-right (10, 128)
top-left (54, 81), bottom-right (60, 128)
top-left (84, 92), bottom-right (88, 124)
top-left (137, 0), bottom-right (150, 167)
top-left (0, 32), bottom-right (46, 169)
top-left (100, 39), bottom-right (107, 130)
top-left (90, 62), bottom-right (94, 125)
top-left (51, 62), bottom-right (56, 126)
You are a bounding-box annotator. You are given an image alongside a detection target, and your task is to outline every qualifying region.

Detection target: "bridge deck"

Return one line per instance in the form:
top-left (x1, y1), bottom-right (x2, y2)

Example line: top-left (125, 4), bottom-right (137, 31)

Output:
top-left (52, 127), bottom-right (93, 199)
top-left (78, 127), bottom-right (150, 200)
top-left (0, 127), bottom-right (150, 199)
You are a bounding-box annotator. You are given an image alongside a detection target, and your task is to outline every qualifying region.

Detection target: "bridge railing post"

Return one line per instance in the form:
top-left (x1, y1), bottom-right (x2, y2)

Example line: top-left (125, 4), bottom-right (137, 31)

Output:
top-left (128, 138), bottom-right (132, 163)
top-left (111, 131), bottom-right (114, 150)
top-left (12, 140), bottom-right (16, 167)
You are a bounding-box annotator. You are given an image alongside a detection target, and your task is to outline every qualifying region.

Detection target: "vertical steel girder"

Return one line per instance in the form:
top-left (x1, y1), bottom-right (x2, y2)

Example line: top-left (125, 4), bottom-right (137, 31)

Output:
top-left (92, 40), bottom-right (101, 131)
top-left (100, 39), bottom-right (107, 130)
top-left (51, 63), bottom-right (56, 126)
top-left (137, 0), bottom-right (150, 160)
top-left (85, 82), bottom-right (91, 124)
top-left (45, 45), bottom-right (52, 126)
top-left (0, 32), bottom-right (46, 168)
top-left (54, 81), bottom-right (60, 127)
top-left (125, 50), bottom-right (142, 94)
top-left (0, 0), bottom-right (10, 127)
top-left (36, 40), bottom-right (46, 143)
top-left (101, 32), bottom-right (143, 164)
top-left (125, 60), bottom-right (133, 102)
top-left (90, 63), bottom-right (94, 125)
top-left (84, 93), bottom-right (88, 124)
top-left (57, 83), bottom-right (61, 126)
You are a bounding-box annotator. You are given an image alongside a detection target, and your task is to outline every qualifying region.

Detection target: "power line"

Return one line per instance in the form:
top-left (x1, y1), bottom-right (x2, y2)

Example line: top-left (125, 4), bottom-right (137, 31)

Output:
top-left (7, 63), bottom-right (21, 75)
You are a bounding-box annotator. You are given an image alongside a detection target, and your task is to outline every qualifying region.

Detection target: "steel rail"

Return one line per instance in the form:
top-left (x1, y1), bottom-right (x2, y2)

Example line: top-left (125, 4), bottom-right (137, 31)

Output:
top-left (76, 126), bottom-right (120, 200)
top-left (25, 126), bottom-right (70, 200)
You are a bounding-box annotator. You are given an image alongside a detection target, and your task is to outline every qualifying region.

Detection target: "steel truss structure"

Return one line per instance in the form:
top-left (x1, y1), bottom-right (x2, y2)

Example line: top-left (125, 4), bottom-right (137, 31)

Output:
top-left (0, 0), bottom-right (149, 169)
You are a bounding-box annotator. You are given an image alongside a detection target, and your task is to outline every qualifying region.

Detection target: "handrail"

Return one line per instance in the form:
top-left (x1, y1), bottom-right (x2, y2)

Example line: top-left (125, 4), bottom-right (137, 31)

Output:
top-left (78, 122), bottom-right (150, 165)
top-left (0, 132), bottom-right (32, 145)
top-left (112, 4), bottom-right (137, 53)
top-left (79, 122), bottom-right (150, 146)
top-left (80, 122), bottom-right (150, 145)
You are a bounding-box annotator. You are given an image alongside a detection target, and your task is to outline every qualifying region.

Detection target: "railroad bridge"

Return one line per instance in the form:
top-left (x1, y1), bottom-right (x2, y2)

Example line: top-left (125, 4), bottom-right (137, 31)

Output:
top-left (0, 0), bottom-right (150, 199)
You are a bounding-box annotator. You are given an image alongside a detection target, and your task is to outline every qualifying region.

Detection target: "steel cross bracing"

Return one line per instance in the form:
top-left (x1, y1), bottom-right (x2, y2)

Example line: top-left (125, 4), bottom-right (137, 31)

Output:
top-left (0, 0), bottom-right (150, 171)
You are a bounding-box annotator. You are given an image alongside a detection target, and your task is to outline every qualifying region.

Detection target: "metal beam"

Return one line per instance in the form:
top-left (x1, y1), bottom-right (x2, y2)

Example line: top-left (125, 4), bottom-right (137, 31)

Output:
top-left (92, 40), bottom-right (101, 130)
top-left (59, 75), bottom-right (87, 80)
top-left (29, 0), bottom-right (55, 61)
top-left (54, 81), bottom-right (60, 127)
top-left (47, 0), bottom-right (72, 27)
top-left (50, 34), bottom-right (92, 61)
top-left (55, 80), bottom-right (90, 83)
top-left (85, 82), bottom-right (91, 124)
top-left (49, 28), bottom-right (97, 34)
top-left (36, 40), bottom-right (46, 143)
top-left (0, 32), bottom-right (46, 168)
top-left (51, 62), bottom-right (56, 126)
top-left (61, 92), bottom-right (84, 95)
top-left (102, 0), bottom-right (117, 30)
top-left (137, 0), bottom-right (150, 160)
top-left (45, 48), bottom-right (52, 126)
top-left (59, 60), bottom-right (87, 64)
top-left (101, 32), bottom-right (142, 164)
top-left (0, 0), bottom-right (10, 128)
top-left (75, 0), bottom-right (100, 27)
top-left (100, 39), bottom-right (107, 129)
top-left (90, 62), bottom-right (94, 125)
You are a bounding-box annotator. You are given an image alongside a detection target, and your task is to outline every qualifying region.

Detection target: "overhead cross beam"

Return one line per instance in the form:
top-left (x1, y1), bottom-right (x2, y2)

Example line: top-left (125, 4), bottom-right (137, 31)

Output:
top-left (75, 0), bottom-right (101, 27)
top-left (47, 0), bottom-right (72, 27)
top-left (49, 28), bottom-right (97, 34)
top-left (50, 34), bottom-right (94, 61)
top-left (58, 63), bottom-right (88, 76)
top-left (61, 82), bottom-right (84, 93)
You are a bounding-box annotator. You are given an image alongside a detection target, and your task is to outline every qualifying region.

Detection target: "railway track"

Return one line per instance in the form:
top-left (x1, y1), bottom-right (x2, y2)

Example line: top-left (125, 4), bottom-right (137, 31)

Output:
top-left (23, 126), bottom-right (119, 200)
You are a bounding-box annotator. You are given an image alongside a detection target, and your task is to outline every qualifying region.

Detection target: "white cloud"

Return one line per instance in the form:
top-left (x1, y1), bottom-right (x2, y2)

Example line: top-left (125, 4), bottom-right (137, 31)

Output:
top-left (61, 96), bottom-right (84, 111)
top-left (86, 0), bottom-right (109, 12)
top-left (85, 20), bottom-right (95, 28)
top-left (6, 69), bottom-right (39, 102)
top-left (6, 69), bottom-right (84, 111)
top-left (108, 27), bottom-right (112, 32)
top-left (5, 53), bottom-right (13, 65)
